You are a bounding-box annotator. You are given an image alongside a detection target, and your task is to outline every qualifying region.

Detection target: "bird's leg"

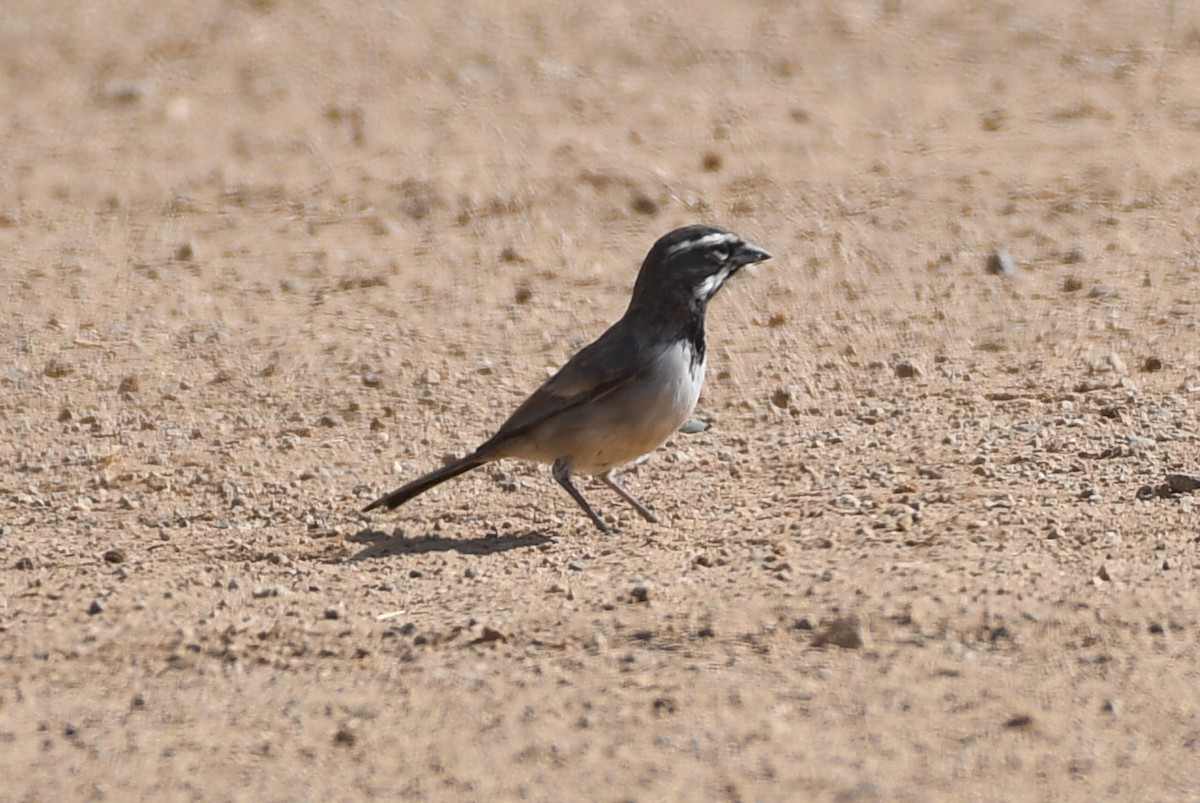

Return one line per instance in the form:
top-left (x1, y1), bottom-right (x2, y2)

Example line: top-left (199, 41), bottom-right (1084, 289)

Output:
top-left (552, 458), bottom-right (612, 533)
top-left (602, 470), bottom-right (660, 524)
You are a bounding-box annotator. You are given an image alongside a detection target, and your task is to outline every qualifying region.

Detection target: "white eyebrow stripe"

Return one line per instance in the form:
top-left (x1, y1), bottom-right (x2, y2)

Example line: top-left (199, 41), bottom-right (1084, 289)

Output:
top-left (665, 232), bottom-right (739, 258)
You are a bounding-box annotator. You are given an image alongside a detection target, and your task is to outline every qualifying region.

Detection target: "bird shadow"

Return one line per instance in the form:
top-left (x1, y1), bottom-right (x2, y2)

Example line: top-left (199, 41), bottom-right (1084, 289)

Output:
top-left (346, 527), bottom-right (554, 561)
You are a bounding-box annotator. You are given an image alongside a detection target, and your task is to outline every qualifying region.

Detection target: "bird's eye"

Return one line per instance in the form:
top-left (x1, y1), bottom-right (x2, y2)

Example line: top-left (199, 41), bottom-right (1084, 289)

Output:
top-left (710, 247), bottom-right (729, 262)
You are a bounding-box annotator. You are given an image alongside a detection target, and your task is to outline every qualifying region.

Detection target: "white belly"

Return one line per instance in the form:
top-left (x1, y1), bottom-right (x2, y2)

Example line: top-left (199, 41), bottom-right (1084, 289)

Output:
top-left (511, 339), bottom-right (706, 475)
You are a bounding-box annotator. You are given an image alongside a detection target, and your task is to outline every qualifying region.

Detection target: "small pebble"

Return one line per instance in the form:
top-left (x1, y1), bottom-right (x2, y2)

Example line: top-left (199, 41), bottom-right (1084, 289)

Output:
top-left (476, 627), bottom-right (506, 644)
top-left (812, 615), bottom-right (863, 649)
top-left (980, 109), bottom-right (1006, 131)
top-left (985, 250), bottom-right (1017, 276)
top-left (1125, 435), bottom-right (1156, 451)
top-left (1167, 474), bottom-right (1200, 494)
top-left (630, 193), bottom-right (658, 216)
top-left (1061, 247), bottom-right (1090, 264)
top-left (44, 359), bottom-right (73, 378)
top-left (653, 696), bottom-right (679, 714)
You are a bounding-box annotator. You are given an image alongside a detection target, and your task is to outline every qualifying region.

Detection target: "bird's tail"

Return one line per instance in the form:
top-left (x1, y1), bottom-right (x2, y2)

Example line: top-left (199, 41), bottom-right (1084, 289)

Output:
top-left (362, 452), bottom-right (490, 513)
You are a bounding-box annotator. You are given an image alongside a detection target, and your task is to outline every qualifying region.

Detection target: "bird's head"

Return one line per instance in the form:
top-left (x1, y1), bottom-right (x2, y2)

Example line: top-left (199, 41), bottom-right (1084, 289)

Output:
top-left (630, 225), bottom-right (772, 312)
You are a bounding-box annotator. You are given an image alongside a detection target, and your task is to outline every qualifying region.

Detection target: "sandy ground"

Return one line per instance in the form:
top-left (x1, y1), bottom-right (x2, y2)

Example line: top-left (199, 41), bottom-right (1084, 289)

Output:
top-left (3, 0), bottom-right (1200, 800)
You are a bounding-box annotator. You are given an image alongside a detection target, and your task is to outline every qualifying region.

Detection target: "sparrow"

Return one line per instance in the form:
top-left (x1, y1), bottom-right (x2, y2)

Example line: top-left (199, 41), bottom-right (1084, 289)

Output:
top-left (363, 224), bottom-right (772, 533)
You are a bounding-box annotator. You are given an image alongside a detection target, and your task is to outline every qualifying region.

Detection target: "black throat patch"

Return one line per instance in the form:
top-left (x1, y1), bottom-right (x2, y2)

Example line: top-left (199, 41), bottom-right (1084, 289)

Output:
top-left (682, 308), bottom-right (706, 370)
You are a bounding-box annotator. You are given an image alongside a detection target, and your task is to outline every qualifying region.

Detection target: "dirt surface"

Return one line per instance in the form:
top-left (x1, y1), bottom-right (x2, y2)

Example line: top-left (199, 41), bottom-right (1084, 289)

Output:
top-left (3, 1), bottom-right (1200, 799)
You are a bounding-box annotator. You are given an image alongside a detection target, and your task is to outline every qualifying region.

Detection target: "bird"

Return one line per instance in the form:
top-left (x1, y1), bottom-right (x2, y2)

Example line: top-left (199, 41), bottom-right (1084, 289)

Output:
top-left (363, 224), bottom-right (772, 533)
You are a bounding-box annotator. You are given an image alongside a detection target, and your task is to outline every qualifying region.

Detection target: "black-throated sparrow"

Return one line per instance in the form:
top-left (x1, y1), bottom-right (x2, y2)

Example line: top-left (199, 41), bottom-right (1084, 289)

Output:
top-left (363, 224), bottom-right (772, 532)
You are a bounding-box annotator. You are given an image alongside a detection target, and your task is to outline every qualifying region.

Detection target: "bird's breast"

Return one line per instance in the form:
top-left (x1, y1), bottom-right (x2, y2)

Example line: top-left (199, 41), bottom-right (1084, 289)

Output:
top-left (573, 337), bottom-right (705, 473)
top-left (656, 336), bottom-right (705, 419)
top-left (504, 336), bottom-right (707, 474)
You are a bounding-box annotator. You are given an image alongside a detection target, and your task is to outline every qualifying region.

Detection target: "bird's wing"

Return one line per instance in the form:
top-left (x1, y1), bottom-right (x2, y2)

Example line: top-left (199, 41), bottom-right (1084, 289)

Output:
top-left (481, 321), bottom-right (646, 446)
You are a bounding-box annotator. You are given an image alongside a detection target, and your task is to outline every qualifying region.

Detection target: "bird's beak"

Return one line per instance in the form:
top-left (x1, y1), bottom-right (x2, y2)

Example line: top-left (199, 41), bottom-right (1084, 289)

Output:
top-left (733, 241), bottom-right (772, 267)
